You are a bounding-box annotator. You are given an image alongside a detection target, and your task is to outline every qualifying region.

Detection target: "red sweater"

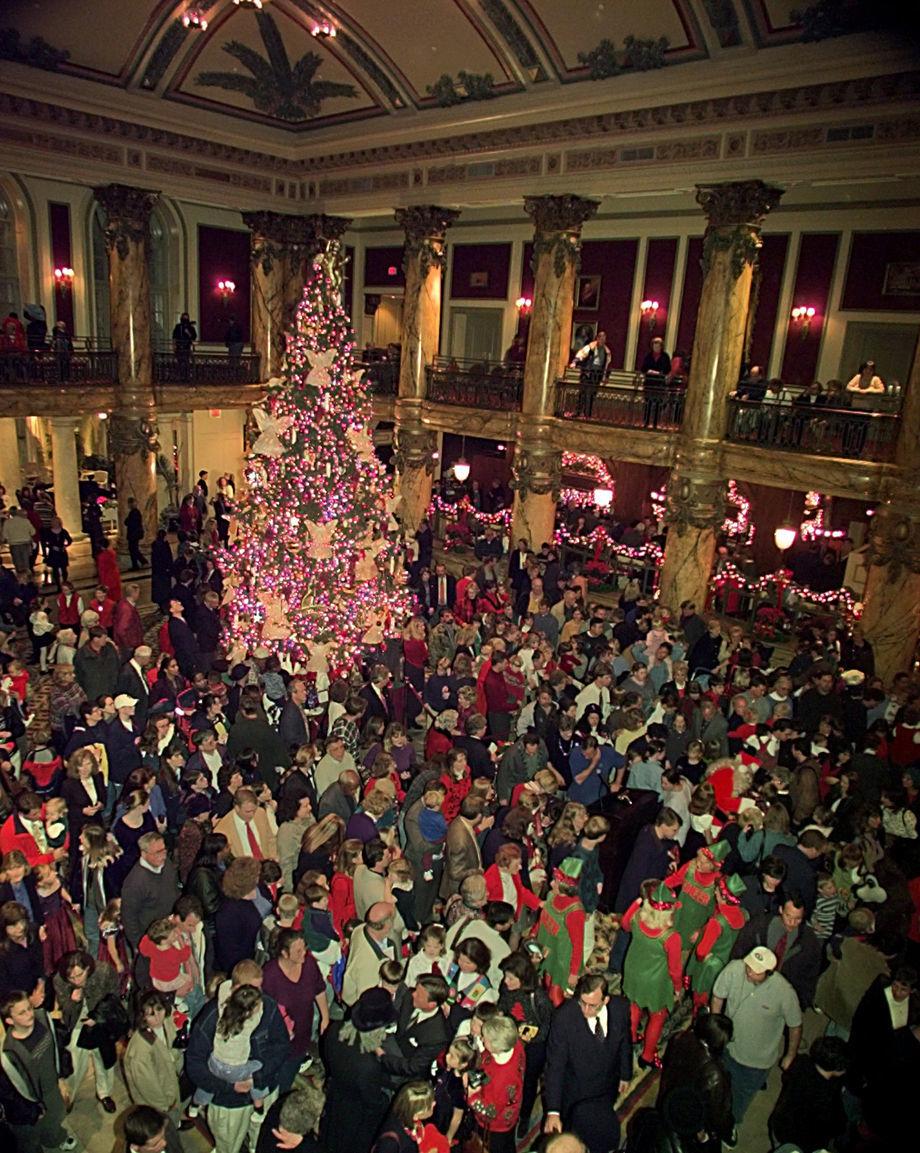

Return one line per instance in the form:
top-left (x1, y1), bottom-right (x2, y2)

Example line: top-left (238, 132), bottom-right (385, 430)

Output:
top-left (469, 1041), bottom-right (526, 1132)
top-left (484, 864), bottom-right (540, 920)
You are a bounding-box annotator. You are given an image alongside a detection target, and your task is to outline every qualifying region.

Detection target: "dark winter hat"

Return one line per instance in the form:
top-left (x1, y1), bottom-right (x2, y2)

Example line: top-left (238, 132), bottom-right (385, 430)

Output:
top-left (186, 795), bottom-right (212, 819)
top-left (176, 688), bottom-right (199, 712)
top-left (148, 699), bottom-right (174, 718)
top-left (351, 986), bottom-right (397, 1032)
top-left (230, 663), bottom-right (250, 682)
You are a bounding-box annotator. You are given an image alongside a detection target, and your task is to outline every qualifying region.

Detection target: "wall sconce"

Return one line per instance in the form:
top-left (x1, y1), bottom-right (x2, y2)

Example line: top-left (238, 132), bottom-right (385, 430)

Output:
top-left (217, 279), bottom-right (236, 302)
top-left (515, 296), bottom-right (533, 315)
top-left (791, 305), bottom-right (816, 338)
top-left (182, 8), bottom-right (208, 30)
top-left (311, 21), bottom-right (336, 39)
top-left (387, 265), bottom-right (398, 277)
top-left (640, 299), bottom-right (660, 333)
top-left (54, 266), bottom-right (74, 292)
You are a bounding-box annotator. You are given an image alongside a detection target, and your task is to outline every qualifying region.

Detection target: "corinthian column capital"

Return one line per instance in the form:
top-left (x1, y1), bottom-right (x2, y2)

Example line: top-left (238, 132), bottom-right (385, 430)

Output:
top-left (93, 184), bottom-right (159, 259)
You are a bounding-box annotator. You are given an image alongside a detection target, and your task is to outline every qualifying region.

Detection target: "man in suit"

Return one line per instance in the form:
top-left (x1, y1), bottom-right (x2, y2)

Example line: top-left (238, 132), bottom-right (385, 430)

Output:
top-left (342, 901), bottom-right (401, 1006)
top-left (543, 973), bottom-right (632, 1153)
top-left (124, 497), bottom-right (146, 570)
top-left (439, 795), bottom-right (493, 899)
top-left (379, 974), bottom-right (451, 1088)
top-left (213, 786), bottom-right (278, 861)
top-left (278, 679), bottom-right (310, 750)
top-left (360, 665), bottom-right (392, 725)
top-left (167, 597), bottom-right (202, 679)
top-left (115, 644), bottom-right (152, 729)
top-left (318, 770), bottom-right (360, 823)
top-left (427, 563), bottom-right (456, 619)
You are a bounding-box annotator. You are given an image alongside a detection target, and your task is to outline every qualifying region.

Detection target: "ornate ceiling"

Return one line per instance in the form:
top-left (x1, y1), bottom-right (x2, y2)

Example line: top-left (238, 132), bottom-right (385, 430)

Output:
top-left (1, 0), bottom-right (830, 134)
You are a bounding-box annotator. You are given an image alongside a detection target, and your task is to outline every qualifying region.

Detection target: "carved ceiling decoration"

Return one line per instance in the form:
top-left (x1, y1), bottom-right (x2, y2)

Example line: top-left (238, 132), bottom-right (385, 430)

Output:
top-left (0, 0), bottom-right (844, 137)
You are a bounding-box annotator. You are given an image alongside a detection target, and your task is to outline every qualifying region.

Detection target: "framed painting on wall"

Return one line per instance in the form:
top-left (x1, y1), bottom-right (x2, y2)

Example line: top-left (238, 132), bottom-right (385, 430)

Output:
top-left (571, 321), bottom-right (597, 357)
top-left (468, 270), bottom-right (490, 288)
top-left (576, 274), bottom-right (601, 310)
top-left (882, 262), bottom-right (920, 296)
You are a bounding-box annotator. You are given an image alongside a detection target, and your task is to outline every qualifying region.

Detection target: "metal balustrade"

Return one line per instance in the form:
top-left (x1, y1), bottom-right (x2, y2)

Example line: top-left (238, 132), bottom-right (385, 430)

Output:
top-left (0, 337), bottom-right (116, 386)
top-left (153, 350), bottom-right (261, 386)
top-left (726, 398), bottom-right (900, 462)
top-left (555, 370), bottom-right (685, 430)
top-left (425, 357), bottom-right (524, 411)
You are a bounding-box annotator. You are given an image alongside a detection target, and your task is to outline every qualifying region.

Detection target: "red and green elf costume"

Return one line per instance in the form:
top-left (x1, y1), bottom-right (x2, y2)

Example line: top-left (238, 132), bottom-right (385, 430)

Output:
top-left (685, 873), bottom-right (748, 1015)
top-left (536, 857), bottom-right (586, 1007)
top-left (666, 839), bottom-right (731, 949)
top-left (621, 881), bottom-right (683, 1068)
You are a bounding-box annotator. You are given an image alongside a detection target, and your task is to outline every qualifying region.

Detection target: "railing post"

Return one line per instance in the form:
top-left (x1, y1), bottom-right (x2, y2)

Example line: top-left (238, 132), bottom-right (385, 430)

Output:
top-left (512, 195), bottom-right (598, 549)
top-left (393, 206), bottom-right (459, 537)
top-left (93, 182), bottom-right (161, 550)
top-left (658, 181), bottom-right (783, 614)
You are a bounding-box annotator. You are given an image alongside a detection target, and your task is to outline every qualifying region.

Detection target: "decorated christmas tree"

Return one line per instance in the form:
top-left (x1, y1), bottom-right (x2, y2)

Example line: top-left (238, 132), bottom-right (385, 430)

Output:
top-left (220, 244), bottom-right (412, 667)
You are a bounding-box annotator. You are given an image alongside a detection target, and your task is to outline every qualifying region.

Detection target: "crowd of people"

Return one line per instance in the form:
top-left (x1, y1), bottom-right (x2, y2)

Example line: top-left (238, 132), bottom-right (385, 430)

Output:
top-left (0, 485), bottom-right (918, 1153)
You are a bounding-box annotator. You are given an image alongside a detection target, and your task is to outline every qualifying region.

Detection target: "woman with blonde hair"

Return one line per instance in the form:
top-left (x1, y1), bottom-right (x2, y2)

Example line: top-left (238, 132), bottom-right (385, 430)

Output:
top-left (621, 879), bottom-right (683, 1069)
top-left (546, 801), bottom-right (588, 871)
top-left (295, 813), bottom-right (345, 884)
top-left (346, 781), bottom-right (394, 844)
top-left (330, 837), bottom-right (363, 937)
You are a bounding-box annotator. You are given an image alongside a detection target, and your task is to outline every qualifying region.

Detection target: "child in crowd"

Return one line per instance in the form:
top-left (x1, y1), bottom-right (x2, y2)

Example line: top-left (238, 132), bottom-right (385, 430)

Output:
top-left (97, 897), bottom-right (130, 992)
top-left (301, 882), bottom-right (340, 968)
top-left (33, 861), bottom-right (78, 970)
top-left (810, 872), bottom-right (849, 940)
top-left (378, 959), bottom-right (407, 999)
top-left (28, 607), bottom-right (56, 672)
top-left (433, 1037), bottom-right (477, 1146)
top-left (406, 924), bottom-right (448, 984)
top-left (43, 796), bottom-right (69, 853)
top-left (140, 916), bottom-right (202, 1015)
top-left (192, 985), bottom-right (268, 1111)
top-left (4, 658), bottom-right (29, 705)
top-left (388, 857), bottom-right (419, 934)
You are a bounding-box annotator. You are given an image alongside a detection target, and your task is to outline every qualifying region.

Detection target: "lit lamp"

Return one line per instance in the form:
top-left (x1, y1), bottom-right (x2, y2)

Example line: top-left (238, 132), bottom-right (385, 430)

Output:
top-left (53, 266), bottom-right (74, 292)
top-left (453, 435), bottom-right (471, 482)
top-left (311, 21), bottom-right (336, 39)
top-left (182, 8), bottom-right (208, 29)
top-left (593, 486), bottom-right (613, 510)
top-left (791, 305), bottom-right (816, 338)
top-left (773, 523), bottom-right (797, 552)
top-left (233, 0), bottom-right (266, 9)
top-left (515, 296), bottom-right (533, 315)
top-left (640, 299), bottom-right (660, 333)
top-left (217, 278), bottom-right (236, 302)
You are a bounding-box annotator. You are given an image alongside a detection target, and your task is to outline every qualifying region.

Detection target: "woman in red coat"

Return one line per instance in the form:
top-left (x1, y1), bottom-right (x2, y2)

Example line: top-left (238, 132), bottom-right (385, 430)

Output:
top-left (95, 543), bottom-right (123, 604)
top-left (467, 1014), bottom-right (526, 1153)
top-left (484, 843), bottom-right (541, 922)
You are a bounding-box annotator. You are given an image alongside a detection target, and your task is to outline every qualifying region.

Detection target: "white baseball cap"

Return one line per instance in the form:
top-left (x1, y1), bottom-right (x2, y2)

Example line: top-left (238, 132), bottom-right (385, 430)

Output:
top-left (113, 694), bottom-right (138, 710)
top-left (744, 946), bottom-right (777, 974)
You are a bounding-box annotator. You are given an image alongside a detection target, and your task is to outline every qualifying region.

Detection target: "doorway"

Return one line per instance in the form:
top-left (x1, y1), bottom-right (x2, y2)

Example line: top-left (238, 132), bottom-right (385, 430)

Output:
top-left (839, 321), bottom-right (918, 384)
top-left (372, 295), bottom-right (404, 349)
top-left (448, 307), bottom-right (504, 362)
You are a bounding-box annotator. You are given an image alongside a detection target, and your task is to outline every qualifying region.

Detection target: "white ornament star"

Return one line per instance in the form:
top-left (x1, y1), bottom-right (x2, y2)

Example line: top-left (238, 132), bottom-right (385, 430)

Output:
top-left (251, 407), bottom-right (294, 458)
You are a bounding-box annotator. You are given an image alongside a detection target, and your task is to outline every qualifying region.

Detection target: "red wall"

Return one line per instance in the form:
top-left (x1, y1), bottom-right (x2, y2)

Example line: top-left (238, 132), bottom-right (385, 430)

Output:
top-left (49, 202), bottom-right (74, 334)
top-left (364, 246), bottom-right (405, 288)
top-left (675, 237), bottom-right (705, 359)
top-left (450, 243), bottom-right (511, 300)
top-left (197, 225), bottom-right (251, 344)
top-left (781, 233), bottom-right (840, 386)
top-left (748, 234), bottom-right (790, 373)
top-left (842, 231), bottom-right (920, 311)
top-left (634, 237), bottom-right (678, 368)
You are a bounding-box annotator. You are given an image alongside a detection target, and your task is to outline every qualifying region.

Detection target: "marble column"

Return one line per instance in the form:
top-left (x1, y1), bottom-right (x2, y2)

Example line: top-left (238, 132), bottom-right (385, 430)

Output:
top-left (861, 338), bottom-right (920, 680)
top-left (49, 418), bottom-right (85, 540)
top-left (511, 195), bottom-right (599, 548)
top-left (0, 418), bottom-right (21, 501)
top-left (93, 183), bottom-right (161, 550)
top-left (243, 212), bottom-right (289, 381)
top-left (393, 205), bottom-right (460, 537)
top-left (658, 180), bottom-right (783, 612)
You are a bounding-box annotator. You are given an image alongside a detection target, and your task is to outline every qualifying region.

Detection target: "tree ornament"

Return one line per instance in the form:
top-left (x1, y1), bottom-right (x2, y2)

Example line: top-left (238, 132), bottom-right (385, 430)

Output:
top-left (306, 348), bottom-right (337, 389)
top-left (251, 406), bottom-right (295, 458)
top-left (305, 518), bottom-right (338, 559)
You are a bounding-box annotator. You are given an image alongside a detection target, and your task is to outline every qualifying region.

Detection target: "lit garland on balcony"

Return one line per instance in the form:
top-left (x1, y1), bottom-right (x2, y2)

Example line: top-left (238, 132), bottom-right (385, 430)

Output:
top-left (559, 451), bottom-right (617, 508)
top-left (649, 481), bottom-right (753, 543)
top-left (712, 560), bottom-right (862, 619)
top-left (800, 490), bottom-right (847, 541)
top-left (427, 493), bottom-right (513, 529)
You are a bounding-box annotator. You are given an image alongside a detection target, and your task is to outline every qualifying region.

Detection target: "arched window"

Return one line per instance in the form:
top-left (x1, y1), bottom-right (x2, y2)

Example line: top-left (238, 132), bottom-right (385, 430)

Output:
top-left (92, 206), bottom-right (110, 343)
top-left (0, 191), bottom-right (21, 318)
top-left (92, 205), bottom-right (172, 345)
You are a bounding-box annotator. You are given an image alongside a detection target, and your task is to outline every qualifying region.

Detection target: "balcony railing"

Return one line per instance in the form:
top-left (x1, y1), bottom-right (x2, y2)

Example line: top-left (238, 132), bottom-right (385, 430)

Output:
top-left (726, 398), bottom-right (900, 461)
top-left (555, 370), bottom-right (685, 430)
top-left (426, 357), bottom-right (523, 411)
top-left (153, 350), bottom-right (261, 385)
top-left (358, 358), bottom-right (399, 396)
top-left (0, 338), bottom-right (116, 386)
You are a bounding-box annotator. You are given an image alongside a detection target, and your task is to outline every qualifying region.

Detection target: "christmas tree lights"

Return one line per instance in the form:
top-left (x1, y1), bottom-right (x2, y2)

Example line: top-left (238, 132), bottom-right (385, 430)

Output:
top-left (220, 245), bottom-right (413, 666)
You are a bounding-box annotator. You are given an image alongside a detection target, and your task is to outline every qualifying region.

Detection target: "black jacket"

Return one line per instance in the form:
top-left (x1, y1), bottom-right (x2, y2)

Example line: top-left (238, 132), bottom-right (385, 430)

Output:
top-left (321, 1021), bottom-right (391, 1153)
top-left (379, 995), bottom-right (451, 1086)
top-left (769, 1054), bottom-right (846, 1151)
top-left (657, 1030), bottom-right (733, 1144)
top-left (544, 995), bottom-right (632, 1152)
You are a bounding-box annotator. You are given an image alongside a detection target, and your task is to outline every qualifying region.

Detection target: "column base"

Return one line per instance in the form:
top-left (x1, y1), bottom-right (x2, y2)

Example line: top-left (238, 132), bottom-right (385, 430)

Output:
top-left (658, 524), bottom-right (719, 615)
